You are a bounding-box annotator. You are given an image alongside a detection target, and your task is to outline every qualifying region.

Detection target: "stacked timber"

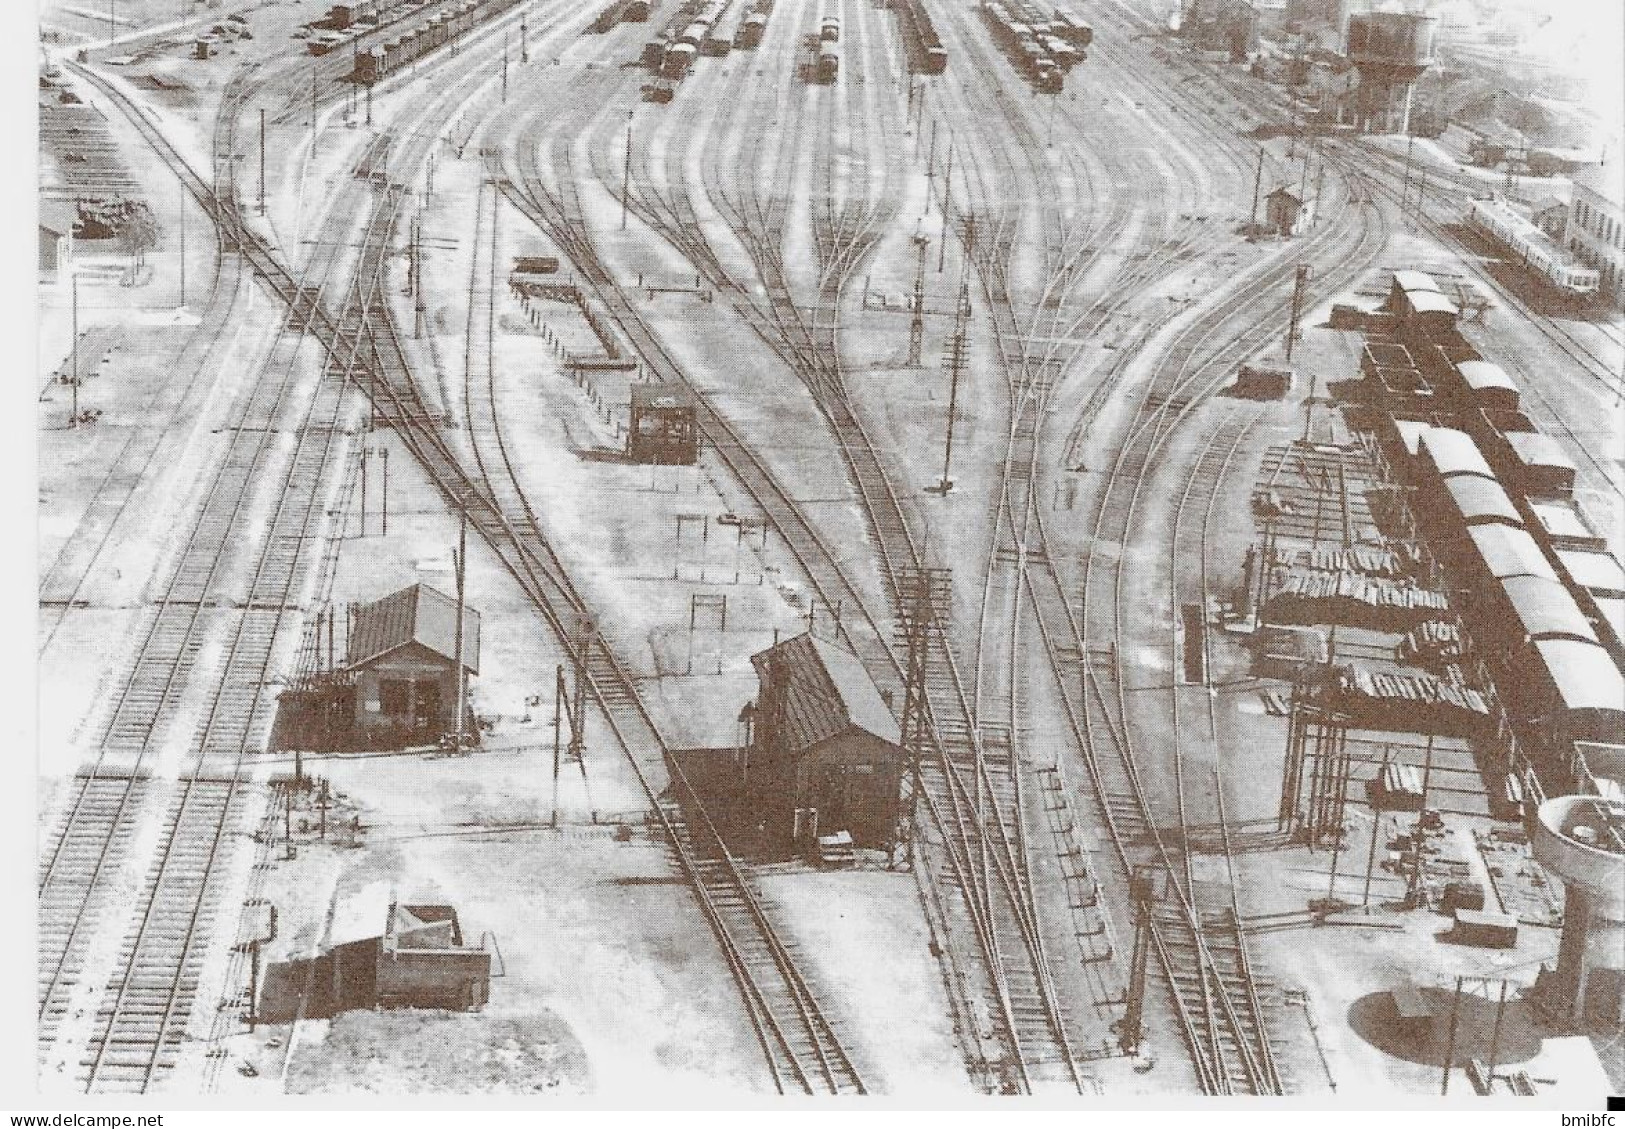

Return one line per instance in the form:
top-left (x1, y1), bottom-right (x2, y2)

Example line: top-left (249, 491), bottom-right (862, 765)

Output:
top-left (1266, 571), bottom-right (1448, 631)
top-left (1398, 620), bottom-right (1463, 668)
top-left (1271, 543), bottom-right (1408, 578)
top-left (1333, 663), bottom-right (1491, 736)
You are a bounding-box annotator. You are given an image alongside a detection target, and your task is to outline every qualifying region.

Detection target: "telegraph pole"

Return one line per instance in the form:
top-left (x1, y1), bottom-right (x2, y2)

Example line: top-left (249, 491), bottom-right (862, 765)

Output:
top-left (937, 138), bottom-right (955, 273)
top-left (621, 110), bottom-right (633, 231)
top-left (520, 14), bottom-right (528, 63)
top-left (936, 276), bottom-right (969, 493)
top-left (502, 31), bottom-right (509, 102)
top-left (1285, 262), bottom-right (1310, 362)
top-left (907, 232), bottom-right (928, 367)
top-left (1249, 146), bottom-right (1264, 231)
top-left (178, 187), bottom-right (186, 306)
top-left (69, 273), bottom-right (80, 428)
top-left (258, 108), bottom-right (267, 214)
top-left (452, 509), bottom-right (468, 751)
top-left (924, 120), bottom-right (938, 215)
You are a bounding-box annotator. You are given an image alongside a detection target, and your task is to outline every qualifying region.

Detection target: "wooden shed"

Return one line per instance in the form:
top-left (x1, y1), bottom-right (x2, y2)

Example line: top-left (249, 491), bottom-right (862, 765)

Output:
top-left (745, 633), bottom-right (904, 854)
top-left (345, 583), bottom-right (480, 747)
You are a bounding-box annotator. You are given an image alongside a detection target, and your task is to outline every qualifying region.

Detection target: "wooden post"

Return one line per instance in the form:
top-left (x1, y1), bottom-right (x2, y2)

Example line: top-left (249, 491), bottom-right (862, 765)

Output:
top-left (453, 509), bottom-right (468, 751)
top-left (1440, 975), bottom-right (1464, 1095)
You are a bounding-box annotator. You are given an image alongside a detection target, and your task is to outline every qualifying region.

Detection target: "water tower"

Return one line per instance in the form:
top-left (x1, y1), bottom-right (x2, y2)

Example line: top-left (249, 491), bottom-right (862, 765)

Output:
top-left (1531, 793), bottom-right (1625, 1028)
top-left (1345, 11), bottom-right (1438, 133)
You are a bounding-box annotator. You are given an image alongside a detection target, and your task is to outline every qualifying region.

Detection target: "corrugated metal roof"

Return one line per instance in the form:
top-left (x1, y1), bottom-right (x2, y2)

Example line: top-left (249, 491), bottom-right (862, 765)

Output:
top-left (1420, 427), bottom-right (1495, 480)
top-left (1505, 430), bottom-right (1577, 473)
top-left (1558, 549), bottom-right (1625, 597)
top-left (1444, 475), bottom-right (1523, 527)
top-left (1501, 574), bottom-right (1598, 643)
top-left (1468, 524), bottom-right (1557, 582)
top-left (347, 583), bottom-right (480, 674)
top-left (1456, 360), bottom-right (1518, 395)
top-left (1392, 270), bottom-right (1441, 294)
top-left (1534, 638), bottom-right (1625, 713)
top-left (751, 633), bottom-right (899, 754)
top-left (1406, 291), bottom-right (1459, 316)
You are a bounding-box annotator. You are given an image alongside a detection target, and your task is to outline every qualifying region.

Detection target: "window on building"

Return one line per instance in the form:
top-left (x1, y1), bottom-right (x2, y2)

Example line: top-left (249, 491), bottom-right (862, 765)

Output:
top-left (379, 678), bottom-right (411, 716)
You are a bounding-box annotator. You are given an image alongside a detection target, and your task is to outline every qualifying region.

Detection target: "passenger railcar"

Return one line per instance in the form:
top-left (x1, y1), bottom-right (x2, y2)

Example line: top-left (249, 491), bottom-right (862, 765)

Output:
top-left (1466, 196), bottom-right (1600, 297)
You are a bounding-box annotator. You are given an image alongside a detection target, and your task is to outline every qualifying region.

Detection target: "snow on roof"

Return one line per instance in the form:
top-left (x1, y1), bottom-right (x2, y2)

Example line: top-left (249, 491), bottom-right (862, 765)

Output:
top-left (1456, 360), bottom-right (1519, 395)
top-left (1558, 549), bottom-right (1625, 598)
top-left (38, 201), bottom-right (76, 236)
top-left (1406, 290), bottom-right (1459, 316)
top-left (1500, 574), bottom-right (1598, 644)
top-left (750, 633), bottom-right (900, 753)
top-left (1392, 269), bottom-right (1440, 293)
top-left (1444, 475), bottom-right (1523, 527)
top-left (1420, 427), bottom-right (1495, 480)
top-left (347, 583), bottom-right (480, 674)
top-left (1468, 524), bottom-right (1557, 582)
top-left (1533, 638), bottom-right (1625, 714)
top-left (1504, 430), bottom-right (1576, 473)
top-left (1530, 500), bottom-right (1597, 542)
top-left (328, 881), bottom-right (393, 948)
top-left (1571, 160), bottom-right (1623, 206)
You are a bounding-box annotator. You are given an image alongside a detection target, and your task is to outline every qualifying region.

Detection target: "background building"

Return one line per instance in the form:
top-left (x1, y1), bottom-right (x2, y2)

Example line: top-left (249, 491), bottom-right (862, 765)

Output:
top-left (1563, 160), bottom-right (1625, 309)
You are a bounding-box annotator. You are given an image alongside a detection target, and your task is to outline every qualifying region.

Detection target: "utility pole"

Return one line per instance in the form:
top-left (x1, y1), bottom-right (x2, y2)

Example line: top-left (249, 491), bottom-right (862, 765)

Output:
top-left (380, 448), bottom-right (390, 534)
top-left (520, 14), bottom-right (528, 62)
top-left (924, 120), bottom-right (938, 215)
top-left (907, 232), bottom-right (928, 367)
top-left (311, 73), bottom-right (319, 157)
top-left (937, 138), bottom-right (955, 273)
top-left (1485, 979), bottom-right (1509, 1087)
top-left (69, 273), bottom-right (80, 428)
top-left (258, 108), bottom-right (267, 214)
top-left (501, 31), bottom-right (509, 102)
top-left (1249, 146), bottom-right (1264, 231)
top-left (412, 218), bottom-right (425, 339)
top-left (1285, 262), bottom-right (1310, 362)
top-left (108, 0), bottom-right (115, 45)
top-left (452, 508), bottom-right (468, 752)
top-left (178, 187), bottom-right (186, 306)
top-left (936, 276), bottom-right (969, 493)
top-left (552, 665), bottom-right (565, 828)
top-left (621, 112), bottom-right (634, 231)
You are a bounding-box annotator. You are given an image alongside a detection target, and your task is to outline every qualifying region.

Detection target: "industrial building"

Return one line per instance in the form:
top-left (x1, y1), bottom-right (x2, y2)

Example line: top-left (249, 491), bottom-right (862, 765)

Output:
top-left (343, 583), bottom-right (481, 747)
top-left (1563, 160), bottom-right (1625, 310)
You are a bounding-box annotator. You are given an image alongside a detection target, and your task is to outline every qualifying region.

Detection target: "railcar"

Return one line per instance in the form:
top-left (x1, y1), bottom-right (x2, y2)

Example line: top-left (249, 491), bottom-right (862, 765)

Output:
top-left (1466, 197), bottom-right (1600, 297)
top-left (662, 39), bottom-right (697, 77)
top-left (815, 41), bottom-right (839, 81)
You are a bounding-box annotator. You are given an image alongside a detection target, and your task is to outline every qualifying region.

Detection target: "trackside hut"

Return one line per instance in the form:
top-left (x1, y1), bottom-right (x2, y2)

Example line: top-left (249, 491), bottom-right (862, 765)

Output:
top-left (748, 633), bottom-right (904, 852)
top-left (346, 583), bottom-right (480, 744)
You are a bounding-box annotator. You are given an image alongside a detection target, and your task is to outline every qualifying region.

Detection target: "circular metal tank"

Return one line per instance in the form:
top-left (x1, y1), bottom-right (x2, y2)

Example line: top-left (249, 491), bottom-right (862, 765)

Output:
top-left (1532, 794), bottom-right (1625, 1023)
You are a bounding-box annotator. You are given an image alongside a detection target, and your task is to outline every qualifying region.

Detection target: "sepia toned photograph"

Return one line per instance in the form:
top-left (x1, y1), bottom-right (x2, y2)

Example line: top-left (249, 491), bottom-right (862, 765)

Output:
top-left (21, 0), bottom-right (1625, 1108)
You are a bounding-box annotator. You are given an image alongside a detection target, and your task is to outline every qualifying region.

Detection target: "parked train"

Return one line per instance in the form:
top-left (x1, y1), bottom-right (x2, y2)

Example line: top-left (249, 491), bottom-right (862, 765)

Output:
top-left (1365, 269), bottom-right (1625, 788)
top-left (1465, 196), bottom-right (1600, 299)
top-left (897, 0), bottom-right (946, 72)
top-left (642, 0), bottom-right (772, 90)
top-left (589, 0), bottom-right (651, 34)
top-left (815, 41), bottom-right (839, 82)
top-left (981, 1), bottom-right (1089, 92)
top-left (819, 14), bottom-right (839, 42)
top-left (352, 0), bottom-right (522, 84)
